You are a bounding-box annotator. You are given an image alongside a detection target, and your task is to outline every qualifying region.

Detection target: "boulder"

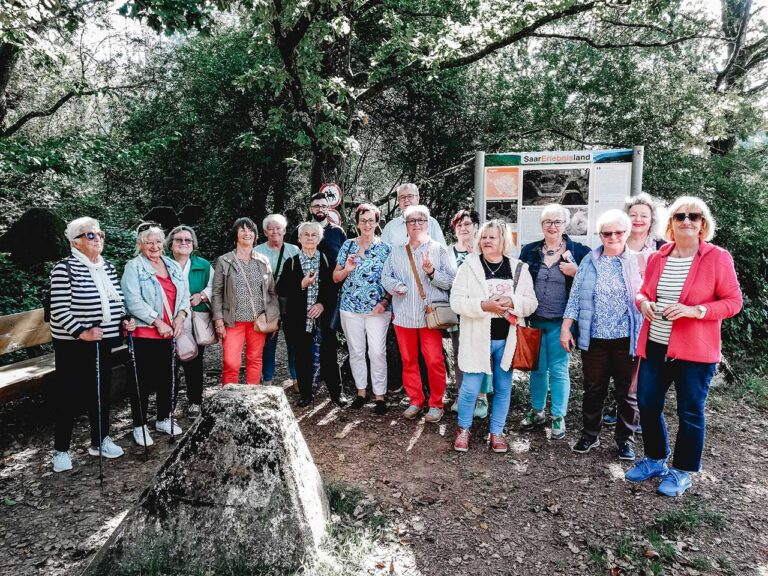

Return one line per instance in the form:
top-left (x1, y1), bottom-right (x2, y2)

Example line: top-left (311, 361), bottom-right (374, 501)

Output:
top-left (83, 385), bottom-right (328, 575)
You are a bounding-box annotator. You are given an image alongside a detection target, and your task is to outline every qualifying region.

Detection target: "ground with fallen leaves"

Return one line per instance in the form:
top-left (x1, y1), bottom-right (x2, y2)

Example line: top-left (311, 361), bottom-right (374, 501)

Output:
top-left (0, 342), bottom-right (766, 576)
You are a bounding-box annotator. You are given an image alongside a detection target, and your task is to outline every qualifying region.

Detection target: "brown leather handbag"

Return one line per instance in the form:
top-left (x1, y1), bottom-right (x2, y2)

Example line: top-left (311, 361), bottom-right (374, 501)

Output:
top-left (511, 261), bottom-right (541, 371)
top-left (232, 254), bottom-right (280, 334)
top-left (405, 244), bottom-right (458, 330)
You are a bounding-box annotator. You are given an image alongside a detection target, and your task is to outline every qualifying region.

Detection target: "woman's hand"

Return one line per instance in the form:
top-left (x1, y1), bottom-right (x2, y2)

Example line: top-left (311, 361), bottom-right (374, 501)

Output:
top-left (307, 303), bottom-right (324, 319)
top-left (559, 261), bottom-right (578, 277)
top-left (639, 299), bottom-right (657, 322)
top-left (190, 292), bottom-right (205, 307)
top-left (481, 296), bottom-right (510, 315)
top-left (393, 283), bottom-right (407, 296)
top-left (79, 327), bottom-right (104, 341)
top-left (301, 272), bottom-right (317, 290)
top-left (372, 302), bottom-right (387, 315)
top-left (172, 314), bottom-right (185, 338)
top-left (662, 303), bottom-right (699, 321)
top-left (421, 251), bottom-right (434, 275)
top-left (344, 255), bottom-right (358, 272)
top-left (122, 318), bottom-right (136, 333)
top-left (215, 320), bottom-right (226, 340)
top-left (560, 328), bottom-right (575, 352)
top-left (154, 319), bottom-right (173, 338)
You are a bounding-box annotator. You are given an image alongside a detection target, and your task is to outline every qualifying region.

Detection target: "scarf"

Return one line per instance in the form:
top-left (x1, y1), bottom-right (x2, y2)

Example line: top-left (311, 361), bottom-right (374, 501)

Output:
top-left (71, 247), bottom-right (120, 323)
top-left (299, 251), bottom-right (321, 333)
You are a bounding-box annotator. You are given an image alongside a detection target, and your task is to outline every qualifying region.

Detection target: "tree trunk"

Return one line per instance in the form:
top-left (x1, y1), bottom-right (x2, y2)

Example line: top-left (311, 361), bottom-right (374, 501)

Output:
top-left (0, 43), bottom-right (21, 130)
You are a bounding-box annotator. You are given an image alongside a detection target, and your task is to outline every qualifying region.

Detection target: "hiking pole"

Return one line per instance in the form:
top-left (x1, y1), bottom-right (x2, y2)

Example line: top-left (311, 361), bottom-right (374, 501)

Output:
top-left (169, 336), bottom-right (177, 445)
top-left (93, 320), bottom-right (104, 488)
top-left (125, 316), bottom-right (148, 461)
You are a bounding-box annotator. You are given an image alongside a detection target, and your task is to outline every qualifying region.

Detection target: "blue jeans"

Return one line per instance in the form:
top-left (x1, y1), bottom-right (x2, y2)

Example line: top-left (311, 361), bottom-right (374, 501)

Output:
top-left (261, 328), bottom-right (297, 382)
top-left (458, 340), bottom-right (512, 434)
top-left (529, 318), bottom-right (570, 417)
top-left (638, 341), bottom-right (716, 472)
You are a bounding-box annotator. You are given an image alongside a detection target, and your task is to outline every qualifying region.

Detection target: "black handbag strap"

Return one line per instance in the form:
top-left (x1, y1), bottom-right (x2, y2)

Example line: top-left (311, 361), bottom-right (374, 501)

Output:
top-left (273, 243), bottom-right (286, 279)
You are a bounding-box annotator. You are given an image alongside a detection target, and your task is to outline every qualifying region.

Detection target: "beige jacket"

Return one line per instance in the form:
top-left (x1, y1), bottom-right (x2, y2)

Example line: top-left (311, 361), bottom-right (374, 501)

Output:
top-left (449, 253), bottom-right (538, 374)
top-left (212, 251), bottom-right (279, 327)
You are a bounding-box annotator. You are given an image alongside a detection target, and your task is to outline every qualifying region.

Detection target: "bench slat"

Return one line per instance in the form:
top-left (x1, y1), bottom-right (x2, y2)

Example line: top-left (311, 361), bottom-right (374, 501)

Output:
top-left (0, 308), bottom-right (51, 355)
top-left (0, 353), bottom-right (55, 402)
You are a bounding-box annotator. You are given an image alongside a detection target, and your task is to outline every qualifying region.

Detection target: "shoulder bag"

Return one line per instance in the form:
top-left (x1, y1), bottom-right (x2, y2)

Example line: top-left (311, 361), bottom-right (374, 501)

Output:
top-left (511, 261), bottom-right (541, 371)
top-left (159, 283), bottom-right (198, 362)
top-left (191, 303), bottom-right (217, 346)
top-left (232, 254), bottom-right (279, 334)
top-left (406, 244), bottom-right (458, 330)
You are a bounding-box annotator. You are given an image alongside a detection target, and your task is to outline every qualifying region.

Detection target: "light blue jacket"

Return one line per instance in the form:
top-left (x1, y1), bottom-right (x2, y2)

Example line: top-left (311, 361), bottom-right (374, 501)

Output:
top-left (121, 255), bottom-right (191, 327)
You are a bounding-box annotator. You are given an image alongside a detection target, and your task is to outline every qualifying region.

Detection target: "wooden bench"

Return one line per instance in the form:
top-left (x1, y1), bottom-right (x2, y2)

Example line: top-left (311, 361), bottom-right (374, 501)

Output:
top-left (0, 308), bottom-right (130, 404)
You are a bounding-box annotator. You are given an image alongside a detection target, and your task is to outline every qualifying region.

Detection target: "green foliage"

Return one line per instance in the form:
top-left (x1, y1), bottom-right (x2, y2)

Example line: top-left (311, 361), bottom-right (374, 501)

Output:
top-left (649, 498), bottom-right (726, 536)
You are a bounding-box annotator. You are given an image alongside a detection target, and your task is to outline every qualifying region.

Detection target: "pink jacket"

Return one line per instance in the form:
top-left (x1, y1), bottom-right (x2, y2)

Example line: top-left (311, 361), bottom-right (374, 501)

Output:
top-left (635, 241), bottom-right (742, 363)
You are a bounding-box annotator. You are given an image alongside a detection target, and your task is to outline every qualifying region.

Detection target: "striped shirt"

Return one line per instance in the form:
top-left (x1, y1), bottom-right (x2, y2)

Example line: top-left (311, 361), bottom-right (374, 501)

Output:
top-left (381, 240), bottom-right (455, 328)
top-left (648, 256), bottom-right (693, 345)
top-left (49, 256), bottom-right (125, 342)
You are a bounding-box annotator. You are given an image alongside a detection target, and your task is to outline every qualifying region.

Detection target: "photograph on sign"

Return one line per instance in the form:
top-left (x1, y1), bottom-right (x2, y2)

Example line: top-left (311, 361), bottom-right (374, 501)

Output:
top-left (565, 207), bottom-right (589, 236)
top-left (522, 168), bottom-right (590, 206)
top-left (485, 200), bottom-right (518, 223)
top-left (485, 167), bottom-right (519, 199)
top-left (319, 183), bottom-right (342, 207)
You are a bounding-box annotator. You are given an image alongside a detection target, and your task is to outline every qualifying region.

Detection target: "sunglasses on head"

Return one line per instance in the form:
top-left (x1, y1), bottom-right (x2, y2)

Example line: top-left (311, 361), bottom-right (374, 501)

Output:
top-left (75, 231), bottom-right (105, 240)
top-left (136, 221), bottom-right (159, 234)
top-left (673, 212), bottom-right (703, 222)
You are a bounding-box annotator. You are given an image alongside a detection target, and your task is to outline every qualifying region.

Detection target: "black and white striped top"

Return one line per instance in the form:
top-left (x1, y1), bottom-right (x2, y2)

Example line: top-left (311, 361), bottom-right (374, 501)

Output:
top-left (49, 256), bottom-right (125, 342)
top-left (648, 256), bottom-right (694, 346)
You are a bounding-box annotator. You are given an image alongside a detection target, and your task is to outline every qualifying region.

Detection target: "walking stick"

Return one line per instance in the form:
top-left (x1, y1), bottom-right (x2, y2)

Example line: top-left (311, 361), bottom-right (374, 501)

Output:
top-left (169, 336), bottom-right (177, 445)
top-left (126, 324), bottom-right (149, 461)
top-left (93, 321), bottom-right (104, 488)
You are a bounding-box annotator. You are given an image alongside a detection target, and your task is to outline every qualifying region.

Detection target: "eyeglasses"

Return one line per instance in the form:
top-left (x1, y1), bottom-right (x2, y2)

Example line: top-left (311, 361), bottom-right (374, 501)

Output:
top-left (542, 220), bottom-right (565, 227)
top-left (673, 212), bottom-right (703, 222)
top-left (358, 218), bottom-right (377, 225)
top-left (600, 230), bottom-right (626, 238)
top-left (173, 238), bottom-right (193, 244)
top-left (455, 221), bottom-right (475, 228)
top-left (398, 194), bottom-right (418, 201)
top-left (310, 204), bottom-right (328, 210)
top-left (406, 218), bottom-right (428, 225)
top-left (75, 231), bottom-right (105, 240)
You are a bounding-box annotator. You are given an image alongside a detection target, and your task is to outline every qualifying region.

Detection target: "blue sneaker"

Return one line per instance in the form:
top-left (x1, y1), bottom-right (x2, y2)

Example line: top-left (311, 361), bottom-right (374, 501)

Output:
top-left (625, 457), bottom-right (669, 482)
top-left (636, 422), bottom-right (643, 435)
top-left (602, 413), bottom-right (617, 426)
top-left (657, 468), bottom-right (692, 497)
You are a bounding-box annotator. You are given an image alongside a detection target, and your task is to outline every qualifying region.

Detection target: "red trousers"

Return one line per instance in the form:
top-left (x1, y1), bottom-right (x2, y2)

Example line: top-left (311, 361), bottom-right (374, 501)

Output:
top-left (393, 325), bottom-right (446, 408)
top-left (222, 322), bottom-right (266, 385)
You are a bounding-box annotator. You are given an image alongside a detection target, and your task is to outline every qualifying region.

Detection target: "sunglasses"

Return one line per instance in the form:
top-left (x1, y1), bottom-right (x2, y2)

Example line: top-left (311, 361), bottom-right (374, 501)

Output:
top-left (600, 230), bottom-right (626, 238)
top-left (75, 231), bottom-right (105, 240)
top-left (673, 212), bottom-right (703, 222)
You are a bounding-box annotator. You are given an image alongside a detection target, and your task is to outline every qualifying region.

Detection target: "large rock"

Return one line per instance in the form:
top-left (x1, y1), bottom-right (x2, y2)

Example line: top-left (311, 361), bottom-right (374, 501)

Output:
top-left (83, 385), bottom-right (328, 575)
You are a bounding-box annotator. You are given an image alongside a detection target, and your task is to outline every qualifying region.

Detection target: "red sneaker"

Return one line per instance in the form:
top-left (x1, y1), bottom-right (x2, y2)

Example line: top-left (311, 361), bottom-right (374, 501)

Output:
top-left (454, 428), bottom-right (470, 452)
top-left (489, 433), bottom-right (508, 453)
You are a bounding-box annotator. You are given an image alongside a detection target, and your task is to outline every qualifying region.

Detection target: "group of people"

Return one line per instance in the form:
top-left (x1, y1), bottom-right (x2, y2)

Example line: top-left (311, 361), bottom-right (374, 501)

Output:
top-left (48, 184), bottom-right (742, 498)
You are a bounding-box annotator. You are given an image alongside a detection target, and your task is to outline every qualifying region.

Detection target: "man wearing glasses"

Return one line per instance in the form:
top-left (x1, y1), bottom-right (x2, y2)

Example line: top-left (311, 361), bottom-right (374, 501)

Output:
top-left (381, 183), bottom-right (446, 247)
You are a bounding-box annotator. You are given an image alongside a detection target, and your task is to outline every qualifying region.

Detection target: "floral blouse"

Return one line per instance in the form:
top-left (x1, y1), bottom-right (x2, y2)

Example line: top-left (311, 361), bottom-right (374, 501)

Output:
top-left (336, 238), bottom-right (392, 314)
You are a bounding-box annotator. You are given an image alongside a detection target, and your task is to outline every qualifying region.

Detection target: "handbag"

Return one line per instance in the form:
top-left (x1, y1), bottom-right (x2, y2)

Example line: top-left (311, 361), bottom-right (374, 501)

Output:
top-left (191, 308), bottom-right (217, 346)
top-left (232, 253), bottom-right (280, 334)
top-left (405, 244), bottom-right (458, 330)
top-left (159, 284), bottom-right (198, 361)
top-left (510, 261), bottom-right (541, 371)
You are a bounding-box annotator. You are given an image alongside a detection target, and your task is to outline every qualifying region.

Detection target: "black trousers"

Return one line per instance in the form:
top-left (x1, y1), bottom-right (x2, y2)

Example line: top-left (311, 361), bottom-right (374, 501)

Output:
top-left (180, 345), bottom-right (205, 405)
top-left (131, 338), bottom-right (175, 426)
top-left (53, 339), bottom-right (112, 451)
top-left (293, 327), bottom-right (341, 402)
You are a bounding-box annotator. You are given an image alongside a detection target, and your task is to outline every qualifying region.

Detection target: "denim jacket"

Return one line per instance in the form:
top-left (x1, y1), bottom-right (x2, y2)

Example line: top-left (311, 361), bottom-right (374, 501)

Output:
top-left (121, 255), bottom-right (191, 327)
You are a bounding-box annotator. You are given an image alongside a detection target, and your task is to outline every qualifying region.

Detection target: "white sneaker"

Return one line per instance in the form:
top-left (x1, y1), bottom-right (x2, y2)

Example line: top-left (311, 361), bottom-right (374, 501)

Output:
top-left (133, 425), bottom-right (154, 447)
top-left (155, 418), bottom-right (182, 436)
top-left (88, 436), bottom-right (124, 459)
top-left (187, 403), bottom-right (201, 417)
top-left (52, 450), bottom-right (72, 472)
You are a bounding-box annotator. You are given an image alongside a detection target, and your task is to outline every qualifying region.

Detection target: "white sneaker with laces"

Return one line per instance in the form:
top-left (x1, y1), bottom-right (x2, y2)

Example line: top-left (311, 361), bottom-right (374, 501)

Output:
top-left (88, 436), bottom-right (125, 458)
top-left (156, 418), bottom-right (182, 436)
top-left (133, 425), bottom-right (154, 447)
top-left (52, 450), bottom-right (72, 473)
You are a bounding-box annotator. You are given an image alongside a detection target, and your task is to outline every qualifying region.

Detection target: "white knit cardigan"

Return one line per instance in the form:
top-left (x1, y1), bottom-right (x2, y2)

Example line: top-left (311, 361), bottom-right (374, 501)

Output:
top-left (449, 253), bottom-right (538, 374)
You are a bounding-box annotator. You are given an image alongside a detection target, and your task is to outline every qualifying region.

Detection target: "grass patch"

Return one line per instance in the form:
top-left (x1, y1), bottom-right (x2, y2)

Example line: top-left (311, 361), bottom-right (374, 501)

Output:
top-left (692, 556), bottom-right (713, 572)
top-left (325, 481), bottom-right (364, 517)
top-left (615, 535), bottom-right (635, 559)
top-left (646, 529), bottom-right (677, 561)
top-left (649, 498), bottom-right (726, 536)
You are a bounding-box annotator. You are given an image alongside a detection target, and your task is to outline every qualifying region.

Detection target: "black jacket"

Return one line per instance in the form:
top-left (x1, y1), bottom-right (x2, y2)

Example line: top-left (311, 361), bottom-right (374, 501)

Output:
top-left (276, 253), bottom-right (334, 338)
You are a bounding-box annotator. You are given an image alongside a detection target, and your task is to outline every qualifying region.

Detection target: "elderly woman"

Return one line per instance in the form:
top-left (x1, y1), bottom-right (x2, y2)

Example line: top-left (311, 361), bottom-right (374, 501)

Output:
top-left (450, 220), bottom-right (538, 452)
top-left (560, 209), bottom-right (642, 459)
top-left (255, 214), bottom-right (300, 387)
top-left (625, 197), bottom-right (742, 497)
top-left (166, 225), bottom-right (213, 417)
top-left (519, 204), bottom-right (590, 439)
top-left (381, 205), bottom-right (455, 423)
top-left (277, 221), bottom-right (345, 407)
top-left (447, 209), bottom-right (492, 417)
top-left (49, 218), bottom-right (135, 472)
top-left (333, 204), bottom-right (392, 415)
top-left (212, 217), bottom-right (278, 386)
top-left (122, 223), bottom-right (190, 445)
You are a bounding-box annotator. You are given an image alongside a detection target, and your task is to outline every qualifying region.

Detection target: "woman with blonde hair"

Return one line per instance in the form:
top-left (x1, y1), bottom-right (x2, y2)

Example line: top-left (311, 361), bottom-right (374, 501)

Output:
top-left (450, 220), bottom-right (538, 452)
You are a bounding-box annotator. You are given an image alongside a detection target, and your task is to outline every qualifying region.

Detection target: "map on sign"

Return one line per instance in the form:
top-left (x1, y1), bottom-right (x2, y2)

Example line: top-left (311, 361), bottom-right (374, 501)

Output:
top-left (319, 183), bottom-right (342, 208)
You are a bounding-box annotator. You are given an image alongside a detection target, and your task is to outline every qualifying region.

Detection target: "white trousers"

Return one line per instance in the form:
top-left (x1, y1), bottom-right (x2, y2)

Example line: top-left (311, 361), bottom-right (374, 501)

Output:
top-left (340, 310), bottom-right (391, 396)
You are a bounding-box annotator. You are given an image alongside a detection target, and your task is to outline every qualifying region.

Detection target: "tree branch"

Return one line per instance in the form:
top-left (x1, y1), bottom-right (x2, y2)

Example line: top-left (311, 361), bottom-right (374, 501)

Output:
top-left (745, 77), bottom-right (768, 96)
top-left (529, 31), bottom-right (710, 49)
top-left (715, 0), bottom-right (752, 91)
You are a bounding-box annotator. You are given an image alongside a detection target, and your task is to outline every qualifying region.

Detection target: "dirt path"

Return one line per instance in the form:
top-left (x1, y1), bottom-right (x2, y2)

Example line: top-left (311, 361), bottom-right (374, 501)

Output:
top-left (1, 343), bottom-right (765, 576)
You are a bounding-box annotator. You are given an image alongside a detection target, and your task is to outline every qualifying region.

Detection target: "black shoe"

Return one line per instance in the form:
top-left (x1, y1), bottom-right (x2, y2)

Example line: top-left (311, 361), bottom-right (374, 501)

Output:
top-left (618, 441), bottom-right (636, 461)
top-left (572, 436), bottom-right (600, 454)
top-left (350, 396), bottom-right (367, 409)
top-left (297, 397), bottom-right (312, 408)
top-left (333, 395), bottom-right (349, 407)
top-left (374, 399), bottom-right (387, 415)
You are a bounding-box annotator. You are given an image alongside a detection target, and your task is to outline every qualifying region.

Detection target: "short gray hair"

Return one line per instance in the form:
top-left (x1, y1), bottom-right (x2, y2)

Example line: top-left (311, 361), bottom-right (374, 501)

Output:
top-left (65, 217), bottom-right (100, 243)
top-left (165, 225), bottom-right (199, 251)
top-left (397, 183), bottom-right (419, 197)
top-left (624, 192), bottom-right (664, 239)
top-left (403, 204), bottom-right (430, 221)
top-left (596, 209), bottom-right (631, 235)
top-left (263, 214), bottom-right (288, 231)
top-left (298, 221), bottom-right (324, 240)
top-left (135, 223), bottom-right (165, 255)
top-left (539, 204), bottom-right (570, 228)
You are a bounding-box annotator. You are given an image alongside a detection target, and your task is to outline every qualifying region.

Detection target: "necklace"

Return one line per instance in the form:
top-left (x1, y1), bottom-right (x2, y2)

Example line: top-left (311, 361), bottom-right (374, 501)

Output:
top-left (542, 239), bottom-right (563, 257)
top-left (482, 256), bottom-right (504, 277)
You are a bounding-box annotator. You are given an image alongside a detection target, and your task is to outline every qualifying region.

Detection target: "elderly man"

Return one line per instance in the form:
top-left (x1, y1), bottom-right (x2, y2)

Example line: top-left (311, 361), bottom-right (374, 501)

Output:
top-left (255, 214), bottom-right (300, 387)
top-left (381, 183), bottom-right (447, 247)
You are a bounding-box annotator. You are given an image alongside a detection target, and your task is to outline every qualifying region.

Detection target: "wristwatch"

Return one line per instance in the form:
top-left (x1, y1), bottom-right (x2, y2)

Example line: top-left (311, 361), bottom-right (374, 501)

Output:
top-left (697, 305), bottom-right (707, 319)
